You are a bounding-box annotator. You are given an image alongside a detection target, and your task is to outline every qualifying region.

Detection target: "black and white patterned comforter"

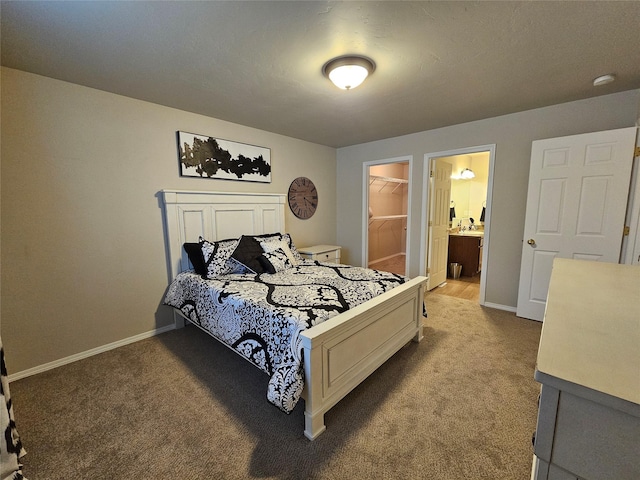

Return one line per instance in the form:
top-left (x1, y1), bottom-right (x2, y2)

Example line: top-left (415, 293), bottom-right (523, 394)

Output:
top-left (163, 261), bottom-right (407, 413)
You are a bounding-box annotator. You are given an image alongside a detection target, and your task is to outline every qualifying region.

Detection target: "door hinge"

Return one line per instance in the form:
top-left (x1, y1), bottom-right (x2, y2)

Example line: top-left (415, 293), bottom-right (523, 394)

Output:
top-left (430, 170), bottom-right (434, 178)
top-left (623, 225), bottom-right (630, 236)
top-left (426, 267), bottom-right (430, 273)
top-left (635, 146), bottom-right (640, 157)
top-left (428, 220), bottom-right (433, 227)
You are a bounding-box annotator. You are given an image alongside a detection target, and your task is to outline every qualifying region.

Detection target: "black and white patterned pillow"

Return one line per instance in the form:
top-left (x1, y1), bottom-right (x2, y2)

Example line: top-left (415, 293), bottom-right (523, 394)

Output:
top-left (227, 233), bottom-right (303, 274)
top-left (258, 248), bottom-right (293, 274)
top-left (281, 233), bottom-right (304, 264)
top-left (226, 256), bottom-right (253, 275)
top-left (260, 237), bottom-right (300, 266)
top-left (201, 237), bottom-right (239, 279)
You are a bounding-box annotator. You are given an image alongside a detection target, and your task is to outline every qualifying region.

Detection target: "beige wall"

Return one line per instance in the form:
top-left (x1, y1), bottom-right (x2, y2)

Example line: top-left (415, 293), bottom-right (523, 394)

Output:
top-left (3, 65), bottom-right (638, 374)
top-left (337, 89), bottom-right (640, 308)
top-left (1, 67), bottom-right (336, 374)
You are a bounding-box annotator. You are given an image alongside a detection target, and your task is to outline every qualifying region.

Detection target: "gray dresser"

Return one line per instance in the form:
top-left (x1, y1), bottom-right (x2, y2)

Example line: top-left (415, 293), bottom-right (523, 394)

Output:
top-left (532, 259), bottom-right (640, 480)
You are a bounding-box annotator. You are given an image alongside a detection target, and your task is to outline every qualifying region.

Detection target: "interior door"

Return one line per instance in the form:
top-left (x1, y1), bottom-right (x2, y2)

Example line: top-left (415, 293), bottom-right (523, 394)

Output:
top-left (516, 127), bottom-right (638, 321)
top-left (427, 160), bottom-right (452, 290)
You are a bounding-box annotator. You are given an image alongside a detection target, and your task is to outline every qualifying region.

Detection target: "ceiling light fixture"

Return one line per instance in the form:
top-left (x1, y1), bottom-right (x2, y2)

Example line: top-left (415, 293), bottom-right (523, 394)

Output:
top-left (322, 55), bottom-right (376, 90)
top-left (593, 74), bottom-right (615, 87)
top-left (460, 168), bottom-right (475, 179)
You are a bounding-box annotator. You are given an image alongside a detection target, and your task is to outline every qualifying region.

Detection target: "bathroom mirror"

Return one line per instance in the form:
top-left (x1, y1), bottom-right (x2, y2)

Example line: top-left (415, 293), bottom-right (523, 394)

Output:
top-left (445, 153), bottom-right (489, 227)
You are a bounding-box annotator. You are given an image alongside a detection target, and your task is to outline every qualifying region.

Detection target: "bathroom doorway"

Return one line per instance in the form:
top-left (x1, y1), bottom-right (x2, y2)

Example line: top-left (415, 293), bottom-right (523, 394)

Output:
top-left (364, 157), bottom-right (412, 276)
top-left (421, 145), bottom-right (495, 304)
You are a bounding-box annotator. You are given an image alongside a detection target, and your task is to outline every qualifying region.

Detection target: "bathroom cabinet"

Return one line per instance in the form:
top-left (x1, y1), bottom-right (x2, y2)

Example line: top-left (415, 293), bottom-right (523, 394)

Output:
top-left (447, 234), bottom-right (483, 277)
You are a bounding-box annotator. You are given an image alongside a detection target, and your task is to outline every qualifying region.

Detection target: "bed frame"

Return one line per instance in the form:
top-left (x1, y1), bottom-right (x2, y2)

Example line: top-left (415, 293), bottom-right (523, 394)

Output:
top-left (161, 189), bottom-right (426, 439)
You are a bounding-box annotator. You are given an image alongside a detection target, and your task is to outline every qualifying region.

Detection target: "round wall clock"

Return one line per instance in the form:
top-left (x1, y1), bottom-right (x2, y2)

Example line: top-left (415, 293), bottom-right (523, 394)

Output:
top-left (288, 176), bottom-right (318, 219)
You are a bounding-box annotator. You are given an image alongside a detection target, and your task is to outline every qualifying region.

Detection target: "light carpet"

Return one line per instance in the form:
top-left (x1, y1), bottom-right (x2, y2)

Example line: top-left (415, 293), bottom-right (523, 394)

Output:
top-left (10, 293), bottom-right (542, 479)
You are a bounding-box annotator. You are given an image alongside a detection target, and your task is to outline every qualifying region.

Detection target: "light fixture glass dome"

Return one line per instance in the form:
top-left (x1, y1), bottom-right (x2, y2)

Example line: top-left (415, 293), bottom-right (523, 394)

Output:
top-left (593, 74), bottom-right (615, 87)
top-left (328, 64), bottom-right (369, 90)
top-left (460, 168), bottom-right (475, 179)
top-left (323, 55), bottom-right (376, 90)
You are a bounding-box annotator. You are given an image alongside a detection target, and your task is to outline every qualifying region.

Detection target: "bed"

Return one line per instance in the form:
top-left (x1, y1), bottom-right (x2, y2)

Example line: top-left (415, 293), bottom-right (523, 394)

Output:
top-left (160, 190), bottom-right (427, 439)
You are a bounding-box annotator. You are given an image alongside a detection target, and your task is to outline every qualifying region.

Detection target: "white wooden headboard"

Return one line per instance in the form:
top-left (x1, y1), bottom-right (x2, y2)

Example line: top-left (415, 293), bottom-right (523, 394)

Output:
top-left (161, 190), bottom-right (286, 280)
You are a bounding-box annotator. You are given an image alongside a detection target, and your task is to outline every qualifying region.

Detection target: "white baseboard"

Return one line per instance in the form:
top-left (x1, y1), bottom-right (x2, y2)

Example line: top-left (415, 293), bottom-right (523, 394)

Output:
top-left (8, 324), bottom-right (175, 383)
top-left (480, 301), bottom-right (517, 313)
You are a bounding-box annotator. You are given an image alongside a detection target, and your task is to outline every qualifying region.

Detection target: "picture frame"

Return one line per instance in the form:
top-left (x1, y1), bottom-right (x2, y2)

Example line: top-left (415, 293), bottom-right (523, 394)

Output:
top-left (177, 131), bottom-right (271, 183)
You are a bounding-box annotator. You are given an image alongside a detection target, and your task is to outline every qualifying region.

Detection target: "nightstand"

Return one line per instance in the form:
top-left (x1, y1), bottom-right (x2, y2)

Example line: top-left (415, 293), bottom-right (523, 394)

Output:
top-left (298, 245), bottom-right (341, 264)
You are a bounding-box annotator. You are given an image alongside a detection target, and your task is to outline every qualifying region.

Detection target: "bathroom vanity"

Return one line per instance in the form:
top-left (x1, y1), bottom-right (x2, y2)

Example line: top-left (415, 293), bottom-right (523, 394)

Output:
top-left (447, 231), bottom-right (483, 277)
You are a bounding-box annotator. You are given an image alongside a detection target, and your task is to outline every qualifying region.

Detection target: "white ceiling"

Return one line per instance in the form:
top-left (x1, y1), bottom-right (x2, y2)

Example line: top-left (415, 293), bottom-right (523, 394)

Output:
top-left (2, 1), bottom-right (639, 148)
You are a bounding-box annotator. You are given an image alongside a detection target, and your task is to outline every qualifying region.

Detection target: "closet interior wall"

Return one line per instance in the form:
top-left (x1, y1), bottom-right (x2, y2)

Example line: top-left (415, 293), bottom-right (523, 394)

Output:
top-left (368, 163), bottom-right (409, 269)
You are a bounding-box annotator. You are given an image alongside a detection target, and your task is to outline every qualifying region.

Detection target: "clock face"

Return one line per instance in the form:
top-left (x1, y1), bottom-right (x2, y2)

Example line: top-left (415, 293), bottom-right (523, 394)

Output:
top-left (288, 177), bottom-right (318, 219)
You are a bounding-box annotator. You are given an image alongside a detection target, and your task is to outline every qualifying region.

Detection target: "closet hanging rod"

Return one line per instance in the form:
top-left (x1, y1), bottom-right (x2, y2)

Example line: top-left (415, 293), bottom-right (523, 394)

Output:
top-left (369, 175), bottom-right (408, 184)
top-left (369, 214), bottom-right (407, 221)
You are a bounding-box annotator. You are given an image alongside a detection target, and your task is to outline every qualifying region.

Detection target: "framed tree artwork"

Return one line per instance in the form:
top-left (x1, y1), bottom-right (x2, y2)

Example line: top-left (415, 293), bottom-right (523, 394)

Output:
top-left (177, 131), bottom-right (271, 183)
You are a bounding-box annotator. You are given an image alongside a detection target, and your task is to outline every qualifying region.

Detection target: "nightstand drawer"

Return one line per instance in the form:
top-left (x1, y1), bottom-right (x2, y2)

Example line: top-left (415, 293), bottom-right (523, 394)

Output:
top-left (298, 245), bottom-right (341, 264)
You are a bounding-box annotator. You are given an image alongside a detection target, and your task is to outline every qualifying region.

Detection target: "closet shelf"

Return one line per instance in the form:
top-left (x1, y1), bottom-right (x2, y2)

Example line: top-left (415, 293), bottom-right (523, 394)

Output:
top-left (369, 214), bottom-right (407, 228)
top-left (369, 175), bottom-right (408, 194)
top-left (369, 214), bottom-right (407, 221)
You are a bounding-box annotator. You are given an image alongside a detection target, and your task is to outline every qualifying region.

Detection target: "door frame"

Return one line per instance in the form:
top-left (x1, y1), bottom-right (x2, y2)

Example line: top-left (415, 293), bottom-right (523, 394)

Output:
top-left (420, 144), bottom-right (496, 305)
top-left (362, 155), bottom-right (413, 270)
top-left (621, 134), bottom-right (640, 265)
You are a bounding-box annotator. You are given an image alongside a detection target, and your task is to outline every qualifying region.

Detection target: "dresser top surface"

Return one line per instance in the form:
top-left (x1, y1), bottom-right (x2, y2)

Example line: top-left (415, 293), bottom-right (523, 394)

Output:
top-left (536, 258), bottom-right (640, 405)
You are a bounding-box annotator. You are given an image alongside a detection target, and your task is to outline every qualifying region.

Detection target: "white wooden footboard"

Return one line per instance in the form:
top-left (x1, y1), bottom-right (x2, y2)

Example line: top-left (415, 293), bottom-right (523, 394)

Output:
top-left (300, 275), bottom-right (426, 440)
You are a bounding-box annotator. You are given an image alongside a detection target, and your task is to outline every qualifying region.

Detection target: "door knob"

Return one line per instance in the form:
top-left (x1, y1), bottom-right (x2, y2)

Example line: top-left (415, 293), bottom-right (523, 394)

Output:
top-left (527, 239), bottom-right (536, 246)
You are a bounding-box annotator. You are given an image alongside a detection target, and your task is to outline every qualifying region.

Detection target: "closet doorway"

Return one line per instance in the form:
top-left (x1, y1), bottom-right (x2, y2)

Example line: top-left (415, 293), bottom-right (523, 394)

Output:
top-left (421, 145), bottom-right (495, 305)
top-left (364, 157), bottom-right (412, 276)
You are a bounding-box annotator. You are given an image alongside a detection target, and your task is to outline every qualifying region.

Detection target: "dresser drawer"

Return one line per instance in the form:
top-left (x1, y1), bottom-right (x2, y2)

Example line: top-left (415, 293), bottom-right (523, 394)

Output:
top-left (298, 245), bottom-right (341, 264)
top-left (534, 384), bottom-right (640, 480)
